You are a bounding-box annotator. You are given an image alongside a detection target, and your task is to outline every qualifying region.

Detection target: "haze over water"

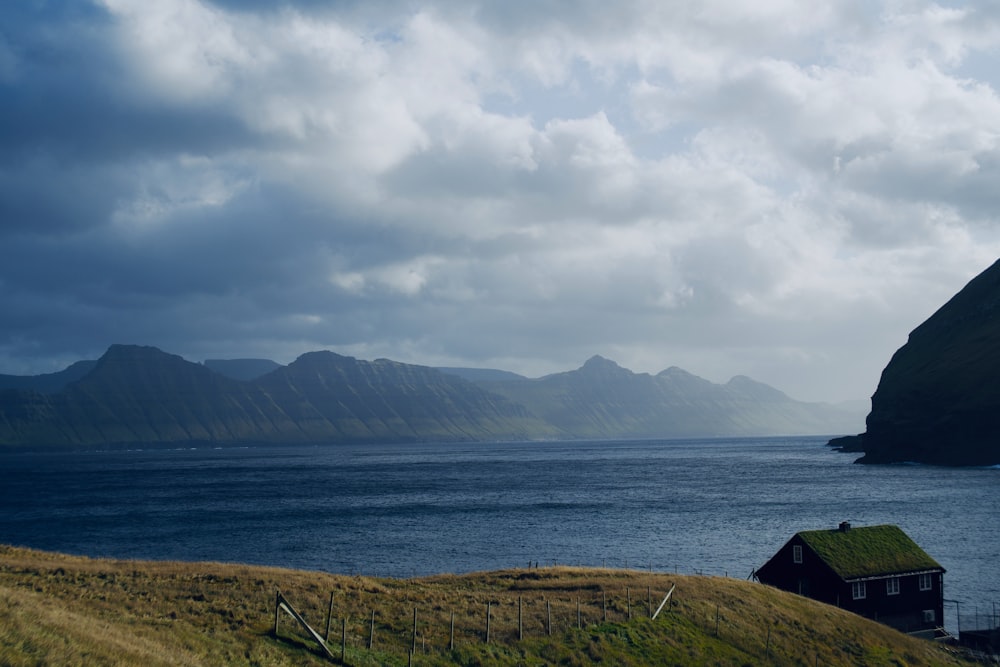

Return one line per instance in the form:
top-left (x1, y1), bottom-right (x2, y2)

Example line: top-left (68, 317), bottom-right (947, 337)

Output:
top-left (2, 437), bottom-right (996, 632)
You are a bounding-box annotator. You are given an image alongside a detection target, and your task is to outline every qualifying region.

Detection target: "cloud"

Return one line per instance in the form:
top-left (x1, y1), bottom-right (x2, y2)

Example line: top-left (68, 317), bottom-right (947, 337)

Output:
top-left (1, 0), bottom-right (1000, 404)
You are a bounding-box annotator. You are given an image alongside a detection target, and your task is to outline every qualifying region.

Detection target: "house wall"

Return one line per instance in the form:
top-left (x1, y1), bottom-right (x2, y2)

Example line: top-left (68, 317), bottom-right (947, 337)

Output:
top-left (756, 535), bottom-right (842, 605)
top-left (837, 573), bottom-right (944, 632)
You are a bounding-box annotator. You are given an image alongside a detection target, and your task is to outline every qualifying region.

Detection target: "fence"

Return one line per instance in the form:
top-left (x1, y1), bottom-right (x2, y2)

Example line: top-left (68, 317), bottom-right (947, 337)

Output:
top-left (272, 579), bottom-right (681, 663)
top-left (268, 570), bottom-right (841, 666)
top-left (957, 602), bottom-right (999, 634)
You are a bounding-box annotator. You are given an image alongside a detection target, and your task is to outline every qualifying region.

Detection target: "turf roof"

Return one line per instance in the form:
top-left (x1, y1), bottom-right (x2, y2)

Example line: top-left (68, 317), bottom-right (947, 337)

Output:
top-left (798, 525), bottom-right (944, 580)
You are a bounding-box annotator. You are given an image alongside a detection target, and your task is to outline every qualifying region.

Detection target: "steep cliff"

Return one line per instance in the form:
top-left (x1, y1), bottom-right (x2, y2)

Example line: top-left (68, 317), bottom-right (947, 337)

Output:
top-left (857, 258), bottom-right (1000, 465)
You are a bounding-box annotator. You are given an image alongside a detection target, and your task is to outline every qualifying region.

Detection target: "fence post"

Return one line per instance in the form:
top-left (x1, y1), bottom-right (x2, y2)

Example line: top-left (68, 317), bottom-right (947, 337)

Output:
top-left (627, 588), bottom-right (632, 621)
top-left (603, 591), bottom-right (607, 623)
top-left (450, 612), bottom-right (455, 651)
top-left (651, 584), bottom-right (676, 620)
top-left (368, 609), bottom-right (375, 649)
top-left (411, 607), bottom-right (417, 655)
top-left (325, 592), bottom-right (334, 642)
top-left (546, 599), bottom-right (552, 636)
top-left (486, 601), bottom-right (492, 644)
top-left (648, 587), bottom-right (652, 617)
top-left (577, 599), bottom-right (581, 629)
top-left (273, 590), bottom-right (280, 636)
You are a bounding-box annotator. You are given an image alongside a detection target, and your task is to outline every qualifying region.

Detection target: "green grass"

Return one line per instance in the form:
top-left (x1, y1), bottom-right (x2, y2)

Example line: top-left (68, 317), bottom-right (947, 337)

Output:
top-left (0, 545), bottom-right (979, 666)
top-left (799, 525), bottom-right (942, 578)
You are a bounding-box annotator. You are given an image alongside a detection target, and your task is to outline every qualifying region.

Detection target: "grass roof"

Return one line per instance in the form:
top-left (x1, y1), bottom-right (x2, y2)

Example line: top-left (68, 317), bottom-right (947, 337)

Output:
top-left (798, 525), bottom-right (944, 580)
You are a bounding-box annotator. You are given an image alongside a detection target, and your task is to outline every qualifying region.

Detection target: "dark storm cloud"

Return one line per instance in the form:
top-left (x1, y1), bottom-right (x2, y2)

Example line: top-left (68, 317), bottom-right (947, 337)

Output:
top-left (2, 0), bottom-right (999, 403)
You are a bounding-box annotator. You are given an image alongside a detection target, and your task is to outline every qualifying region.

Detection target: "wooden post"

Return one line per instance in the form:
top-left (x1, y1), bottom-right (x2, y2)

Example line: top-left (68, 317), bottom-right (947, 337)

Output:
top-left (486, 601), bottom-right (492, 644)
top-left (577, 599), bottom-right (581, 629)
top-left (368, 609), bottom-right (375, 649)
top-left (450, 612), bottom-right (455, 651)
top-left (518, 596), bottom-right (523, 641)
top-left (546, 600), bottom-right (552, 636)
top-left (273, 590), bottom-right (280, 637)
top-left (648, 587), bottom-right (652, 617)
top-left (412, 607), bottom-right (417, 655)
top-left (603, 591), bottom-right (607, 623)
top-left (715, 605), bottom-right (720, 636)
top-left (325, 592), bottom-right (334, 642)
top-left (627, 588), bottom-right (632, 621)
top-left (651, 584), bottom-right (676, 620)
top-left (273, 590), bottom-right (335, 660)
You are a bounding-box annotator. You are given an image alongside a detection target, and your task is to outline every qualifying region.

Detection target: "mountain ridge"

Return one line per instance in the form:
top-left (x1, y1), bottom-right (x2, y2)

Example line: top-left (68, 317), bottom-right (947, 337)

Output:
top-left (478, 354), bottom-right (860, 439)
top-left (0, 344), bottom-right (864, 448)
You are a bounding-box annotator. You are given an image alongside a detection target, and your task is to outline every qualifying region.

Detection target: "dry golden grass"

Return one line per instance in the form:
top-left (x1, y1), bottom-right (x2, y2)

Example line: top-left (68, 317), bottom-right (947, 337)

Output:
top-left (0, 545), bottom-right (979, 666)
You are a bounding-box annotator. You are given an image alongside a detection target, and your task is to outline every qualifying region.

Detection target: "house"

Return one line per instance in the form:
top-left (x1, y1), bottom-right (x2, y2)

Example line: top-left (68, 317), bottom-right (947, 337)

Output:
top-left (755, 522), bottom-right (945, 634)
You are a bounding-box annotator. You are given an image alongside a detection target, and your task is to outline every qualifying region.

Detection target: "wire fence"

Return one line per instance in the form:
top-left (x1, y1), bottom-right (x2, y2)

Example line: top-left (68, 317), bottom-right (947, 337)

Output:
top-left (957, 602), bottom-right (999, 633)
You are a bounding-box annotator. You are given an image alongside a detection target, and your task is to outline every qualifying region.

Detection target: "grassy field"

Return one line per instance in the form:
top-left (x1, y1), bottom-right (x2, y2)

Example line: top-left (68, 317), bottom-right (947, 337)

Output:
top-left (0, 544), bottom-right (979, 666)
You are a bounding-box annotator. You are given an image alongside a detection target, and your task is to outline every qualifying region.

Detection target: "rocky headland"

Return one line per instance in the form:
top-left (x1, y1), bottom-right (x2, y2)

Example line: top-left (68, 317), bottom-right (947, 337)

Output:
top-left (844, 258), bottom-right (1000, 466)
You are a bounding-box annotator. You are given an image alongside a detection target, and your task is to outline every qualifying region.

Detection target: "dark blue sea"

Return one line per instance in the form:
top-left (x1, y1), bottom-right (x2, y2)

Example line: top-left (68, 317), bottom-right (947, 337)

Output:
top-left (1, 436), bottom-right (997, 632)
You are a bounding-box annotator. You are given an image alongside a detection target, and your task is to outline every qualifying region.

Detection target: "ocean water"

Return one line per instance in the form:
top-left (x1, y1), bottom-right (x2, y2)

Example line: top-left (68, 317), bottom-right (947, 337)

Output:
top-left (1, 436), bottom-right (997, 631)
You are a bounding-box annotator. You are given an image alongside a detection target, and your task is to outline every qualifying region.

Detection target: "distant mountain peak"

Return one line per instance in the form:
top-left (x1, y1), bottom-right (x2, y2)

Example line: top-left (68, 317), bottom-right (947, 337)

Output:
top-left (657, 366), bottom-right (697, 379)
top-left (580, 355), bottom-right (630, 374)
top-left (288, 350), bottom-right (354, 367)
top-left (96, 344), bottom-right (185, 368)
top-left (104, 343), bottom-right (167, 357)
top-left (87, 345), bottom-right (216, 382)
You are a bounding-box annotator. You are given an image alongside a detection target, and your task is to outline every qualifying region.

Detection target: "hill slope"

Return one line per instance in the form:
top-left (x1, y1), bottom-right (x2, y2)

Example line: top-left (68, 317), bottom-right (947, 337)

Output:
top-left (854, 258), bottom-right (1000, 465)
top-left (0, 545), bottom-right (975, 666)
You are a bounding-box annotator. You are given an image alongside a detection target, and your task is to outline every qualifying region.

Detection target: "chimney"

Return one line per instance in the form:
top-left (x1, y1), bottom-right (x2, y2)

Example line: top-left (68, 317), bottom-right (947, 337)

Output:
top-left (839, 521), bottom-right (851, 532)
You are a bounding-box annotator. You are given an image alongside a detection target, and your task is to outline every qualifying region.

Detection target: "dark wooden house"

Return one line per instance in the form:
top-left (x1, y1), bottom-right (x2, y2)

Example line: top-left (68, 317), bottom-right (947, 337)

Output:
top-left (755, 523), bottom-right (945, 634)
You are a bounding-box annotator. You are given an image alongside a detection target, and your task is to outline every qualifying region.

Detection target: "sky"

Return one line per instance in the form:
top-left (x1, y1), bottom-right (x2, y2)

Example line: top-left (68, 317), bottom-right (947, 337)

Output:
top-left (2, 0), bottom-right (1000, 404)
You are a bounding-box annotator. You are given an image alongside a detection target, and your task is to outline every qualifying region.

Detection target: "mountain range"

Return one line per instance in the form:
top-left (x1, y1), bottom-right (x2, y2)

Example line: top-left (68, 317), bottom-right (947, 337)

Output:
top-left (0, 345), bottom-right (864, 448)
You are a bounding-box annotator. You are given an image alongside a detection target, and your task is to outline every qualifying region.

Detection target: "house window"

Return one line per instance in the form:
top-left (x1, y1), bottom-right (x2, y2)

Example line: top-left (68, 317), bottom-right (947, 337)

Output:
top-left (886, 578), bottom-right (900, 595)
top-left (792, 545), bottom-right (802, 564)
top-left (919, 573), bottom-right (933, 591)
top-left (852, 581), bottom-right (866, 600)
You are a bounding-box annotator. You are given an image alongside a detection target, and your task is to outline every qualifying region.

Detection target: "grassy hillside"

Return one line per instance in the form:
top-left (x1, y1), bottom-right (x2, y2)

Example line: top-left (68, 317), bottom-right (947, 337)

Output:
top-left (0, 545), bottom-right (976, 666)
